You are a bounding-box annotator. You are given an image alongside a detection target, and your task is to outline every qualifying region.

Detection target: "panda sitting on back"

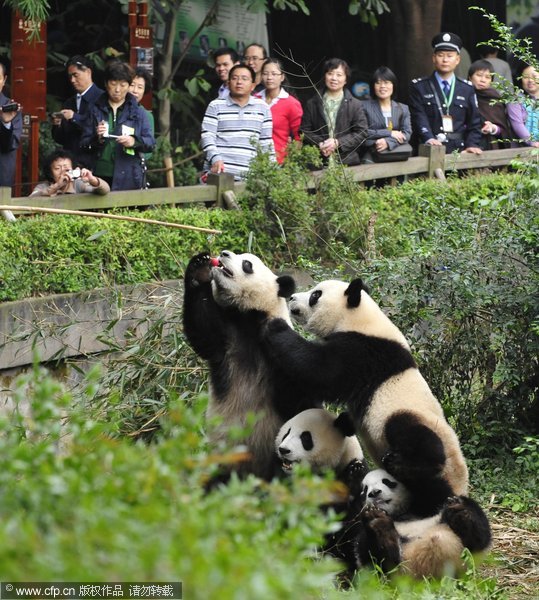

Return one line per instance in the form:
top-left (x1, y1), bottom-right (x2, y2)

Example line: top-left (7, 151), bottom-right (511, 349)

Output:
top-left (263, 278), bottom-right (469, 517)
top-left (275, 409), bottom-right (491, 580)
top-left (183, 251), bottom-right (321, 481)
top-left (361, 468), bottom-right (492, 579)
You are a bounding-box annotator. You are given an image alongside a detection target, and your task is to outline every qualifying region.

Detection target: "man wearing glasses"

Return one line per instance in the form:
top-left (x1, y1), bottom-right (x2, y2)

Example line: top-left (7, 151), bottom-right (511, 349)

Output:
top-left (52, 55), bottom-right (103, 169)
top-left (201, 64), bottom-right (275, 180)
top-left (243, 43), bottom-right (267, 93)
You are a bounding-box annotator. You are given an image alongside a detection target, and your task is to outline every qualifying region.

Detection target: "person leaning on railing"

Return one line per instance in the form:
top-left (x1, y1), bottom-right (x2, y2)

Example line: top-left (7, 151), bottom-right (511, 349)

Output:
top-left (507, 64), bottom-right (539, 148)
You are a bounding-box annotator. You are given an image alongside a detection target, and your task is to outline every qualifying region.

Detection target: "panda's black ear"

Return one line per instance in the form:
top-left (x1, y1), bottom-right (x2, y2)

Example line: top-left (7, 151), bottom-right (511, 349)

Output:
top-left (344, 278), bottom-right (365, 308)
top-left (277, 275), bottom-right (296, 298)
top-left (333, 412), bottom-right (356, 437)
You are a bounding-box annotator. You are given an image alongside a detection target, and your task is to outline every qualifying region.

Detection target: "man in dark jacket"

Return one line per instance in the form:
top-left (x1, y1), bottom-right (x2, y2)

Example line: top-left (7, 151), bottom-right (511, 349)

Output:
top-left (301, 58), bottom-right (368, 166)
top-left (409, 32), bottom-right (482, 154)
top-left (52, 55), bottom-right (103, 169)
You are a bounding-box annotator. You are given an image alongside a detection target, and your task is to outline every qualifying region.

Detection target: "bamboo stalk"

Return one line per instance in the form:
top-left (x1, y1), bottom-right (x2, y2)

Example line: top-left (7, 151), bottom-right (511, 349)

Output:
top-left (0, 205), bottom-right (222, 234)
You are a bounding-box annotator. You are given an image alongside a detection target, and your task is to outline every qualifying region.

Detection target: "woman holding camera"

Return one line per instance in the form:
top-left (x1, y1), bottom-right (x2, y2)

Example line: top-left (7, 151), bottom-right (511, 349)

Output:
top-left (0, 60), bottom-right (23, 189)
top-left (29, 149), bottom-right (109, 197)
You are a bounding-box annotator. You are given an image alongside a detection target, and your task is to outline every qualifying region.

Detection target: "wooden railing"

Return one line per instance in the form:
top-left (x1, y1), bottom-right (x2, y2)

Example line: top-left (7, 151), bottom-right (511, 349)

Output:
top-left (1, 146), bottom-right (535, 219)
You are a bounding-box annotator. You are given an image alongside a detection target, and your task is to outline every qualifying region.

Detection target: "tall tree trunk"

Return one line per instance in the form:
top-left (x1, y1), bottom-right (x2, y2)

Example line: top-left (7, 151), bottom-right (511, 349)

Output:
top-left (156, 8), bottom-right (177, 140)
top-left (386, 0), bottom-right (443, 102)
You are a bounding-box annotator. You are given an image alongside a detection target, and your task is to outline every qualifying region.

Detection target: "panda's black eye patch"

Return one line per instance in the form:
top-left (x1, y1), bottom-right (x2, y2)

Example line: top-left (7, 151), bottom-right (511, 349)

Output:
top-left (242, 260), bottom-right (253, 274)
top-left (382, 478), bottom-right (398, 489)
top-left (281, 428), bottom-right (291, 443)
top-left (300, 431), bottom-right (314, 451)
top-left (309, 290), bottom-right (322, 307)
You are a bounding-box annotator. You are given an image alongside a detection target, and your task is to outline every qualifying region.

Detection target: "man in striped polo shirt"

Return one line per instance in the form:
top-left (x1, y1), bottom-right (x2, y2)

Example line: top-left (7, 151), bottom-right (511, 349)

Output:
top-left (201, 64), bottom-right (275, 180)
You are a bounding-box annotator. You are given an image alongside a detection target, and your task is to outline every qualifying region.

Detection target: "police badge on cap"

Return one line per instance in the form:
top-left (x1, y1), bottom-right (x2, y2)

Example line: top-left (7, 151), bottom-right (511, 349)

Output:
top-left (432, 32), bottom-right (463, 53)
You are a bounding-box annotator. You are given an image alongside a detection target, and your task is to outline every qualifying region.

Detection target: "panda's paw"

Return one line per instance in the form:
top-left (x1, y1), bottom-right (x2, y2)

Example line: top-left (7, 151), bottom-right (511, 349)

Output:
top-left (381, 450), bottom-right (405, 477)
top-left (264, 317), bottom-right (289, 336)
top-left (444, 496), bottom-right (462, 508)
top-left (441, 495), bottom-right (492, 551)
top-left (361, 505), bottom-right (389, 523)
top-left (186, 252), bottom-right (212, 287)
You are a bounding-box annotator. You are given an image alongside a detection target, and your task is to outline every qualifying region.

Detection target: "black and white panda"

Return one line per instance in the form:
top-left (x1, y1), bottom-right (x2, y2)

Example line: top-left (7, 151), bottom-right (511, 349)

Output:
top-left (262, 278), bottom-right (469, 517)
top-left (275, 408), bottom-right (369, 492)
top-left (275, 408), bottom-right (376, 577)
top-left (361, 468), bottom-right (492, 579)
top-left (183, 251), bottom-right (320, 481)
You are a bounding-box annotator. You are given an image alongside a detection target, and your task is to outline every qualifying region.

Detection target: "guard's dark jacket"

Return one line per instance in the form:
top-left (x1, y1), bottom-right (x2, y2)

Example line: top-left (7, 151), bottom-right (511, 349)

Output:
top-left (408, 74), bottom-right (482, 152)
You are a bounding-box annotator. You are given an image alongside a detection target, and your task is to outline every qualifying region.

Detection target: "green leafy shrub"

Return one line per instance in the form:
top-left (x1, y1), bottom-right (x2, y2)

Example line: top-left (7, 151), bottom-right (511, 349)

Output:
top-left (0, 208), bottom-right (251, 301)
top-left (146, 136), bottom-right (199, 188)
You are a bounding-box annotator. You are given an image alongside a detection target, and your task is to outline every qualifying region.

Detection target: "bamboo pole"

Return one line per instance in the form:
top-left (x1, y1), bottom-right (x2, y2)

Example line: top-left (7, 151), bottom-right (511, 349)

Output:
top-left (0, 205), bottom-right (222, 234)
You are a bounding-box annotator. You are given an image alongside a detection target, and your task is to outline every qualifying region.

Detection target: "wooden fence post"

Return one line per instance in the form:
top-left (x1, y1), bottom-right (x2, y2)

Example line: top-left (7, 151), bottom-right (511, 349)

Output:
top-left (418, 144), bottom-right (446, 179)
top-left (206, 172), bottom-right (235, 208)
top-left (0, 187), bottom-right (16, 222)
top-left (163, 156), bottom-right (175, 188)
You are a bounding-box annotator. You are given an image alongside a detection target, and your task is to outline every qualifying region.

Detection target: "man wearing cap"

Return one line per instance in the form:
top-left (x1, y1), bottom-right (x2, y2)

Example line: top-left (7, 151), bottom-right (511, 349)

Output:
top-left (51, 55), bottom-right (103, 168)
top-left (409, 32), bottom-right (482, 154)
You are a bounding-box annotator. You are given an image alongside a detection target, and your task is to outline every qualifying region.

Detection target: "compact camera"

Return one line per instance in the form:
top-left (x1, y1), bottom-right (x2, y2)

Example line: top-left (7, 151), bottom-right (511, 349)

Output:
top-left (68, 168), bottom-right (81, 180)
top-left (1, 102), bottom-right (19, 112)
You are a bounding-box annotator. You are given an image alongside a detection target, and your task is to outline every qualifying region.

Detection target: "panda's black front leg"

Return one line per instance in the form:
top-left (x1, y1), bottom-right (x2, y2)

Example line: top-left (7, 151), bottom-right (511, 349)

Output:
top-left (183, 252), bottom-right (226, 361)
top-left (263, 319), bottom-right (341, 386)
top-left (441, 496), bottom-right (492, 552)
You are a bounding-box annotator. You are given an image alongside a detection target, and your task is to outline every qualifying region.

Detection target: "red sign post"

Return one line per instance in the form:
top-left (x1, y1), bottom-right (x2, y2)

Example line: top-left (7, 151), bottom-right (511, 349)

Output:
top-left (10, 12), bottom-right (47, 195)
top-left (128, 0), bottom-right (153, 110)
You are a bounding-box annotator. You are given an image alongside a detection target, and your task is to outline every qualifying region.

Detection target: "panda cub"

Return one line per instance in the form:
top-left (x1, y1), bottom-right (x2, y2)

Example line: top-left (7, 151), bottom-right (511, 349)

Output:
top-left (183, 251), bottom-right (319, 481)
top-left (275, 408), bottom-right (369, 495)
top-left (263, 278), bottom-right (469, 517)
top-left (362, 469), bottom-right (492, 579)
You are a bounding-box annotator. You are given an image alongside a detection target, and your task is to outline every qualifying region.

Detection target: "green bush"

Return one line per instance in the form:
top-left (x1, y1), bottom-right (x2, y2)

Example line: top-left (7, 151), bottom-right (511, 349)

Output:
top-left (0, 208), bottom-right (251, 301)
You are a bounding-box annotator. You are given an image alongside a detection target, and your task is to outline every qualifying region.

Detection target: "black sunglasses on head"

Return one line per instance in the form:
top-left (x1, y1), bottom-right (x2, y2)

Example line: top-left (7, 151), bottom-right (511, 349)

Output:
top-left (65, 60), bottom-right (89, 70)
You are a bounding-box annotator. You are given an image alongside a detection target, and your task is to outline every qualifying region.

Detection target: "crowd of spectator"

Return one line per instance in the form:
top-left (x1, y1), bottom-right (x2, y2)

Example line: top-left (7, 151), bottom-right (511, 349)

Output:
top-left (1, 28), bottom-right (538, 194)
top-left (200, 32), bottom-right (539, 180)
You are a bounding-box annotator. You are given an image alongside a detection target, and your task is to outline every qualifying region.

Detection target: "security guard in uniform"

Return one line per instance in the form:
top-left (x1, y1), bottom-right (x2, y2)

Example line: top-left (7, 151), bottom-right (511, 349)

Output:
top-left (409, 32), bottom-right (482, 154)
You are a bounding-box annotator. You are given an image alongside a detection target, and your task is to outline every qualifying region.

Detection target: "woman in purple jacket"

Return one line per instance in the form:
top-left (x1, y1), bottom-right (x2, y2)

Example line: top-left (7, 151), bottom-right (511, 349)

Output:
top-left (507, 64), bottom-right (539, 148)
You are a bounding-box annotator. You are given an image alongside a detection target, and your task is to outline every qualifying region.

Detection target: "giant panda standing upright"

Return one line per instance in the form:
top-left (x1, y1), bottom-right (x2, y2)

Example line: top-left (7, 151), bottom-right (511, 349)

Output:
top-left (263, 278), bottom-right (469, 516)
top-left (183, 251), bottom-right (320, 480)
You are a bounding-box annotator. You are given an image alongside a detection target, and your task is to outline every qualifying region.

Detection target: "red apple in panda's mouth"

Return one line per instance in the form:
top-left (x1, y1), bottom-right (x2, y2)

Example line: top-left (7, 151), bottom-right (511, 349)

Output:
top-left (210, 257), bottom-right (233, 277)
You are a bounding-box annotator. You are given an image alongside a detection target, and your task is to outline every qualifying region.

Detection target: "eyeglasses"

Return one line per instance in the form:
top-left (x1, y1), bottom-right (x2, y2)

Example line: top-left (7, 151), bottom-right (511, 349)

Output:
top-left (263, 72), bottom-right (282, 77)
top-left (244, 56), bottom-right (264, 62)
top-left (230, 75), bottom-right (252, 82)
